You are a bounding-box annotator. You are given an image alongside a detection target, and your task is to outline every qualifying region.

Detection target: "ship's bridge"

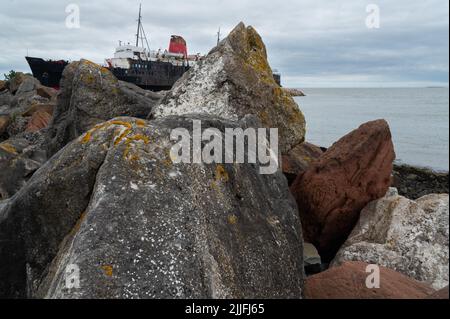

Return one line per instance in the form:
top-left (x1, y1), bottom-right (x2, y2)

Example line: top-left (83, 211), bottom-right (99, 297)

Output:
top-left (114, 45), bottom-right (149, 60)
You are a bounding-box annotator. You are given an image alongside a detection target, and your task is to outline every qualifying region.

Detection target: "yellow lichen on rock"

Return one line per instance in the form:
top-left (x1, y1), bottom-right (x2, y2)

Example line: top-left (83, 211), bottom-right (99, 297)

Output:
top-left (110, 120), bottom-right (133, 128)
top-left (83, 73), bottom-right (96, 85)
top-left (135, 119), bottom-right (146, 128)
top-left (126, 134), bottom-right (150, 145)
top-left (227, 214), bottom-right (238, 225)
top-left (0, 143), bottom-right (18, 155)
top-left (101, 265), bottom-right (113, 277)
top-left (81, 131), bottom-right (92, 144)
top-left (122, 134), bottom-right (150, 160)
top-left (273, 86), bottom-right (305, 126)
top-left (111, 121), bottom-right (133, 146)
top-left (215, 164), bottom-right (229, 183)
top-left (114, 128), bottom-right (132, 146)
top-left (242, 26), bottom-right (274, 85)
top-left (79, 120), bottom-right (135, 146)
top-left (211, 164), bottom-right (230, 194)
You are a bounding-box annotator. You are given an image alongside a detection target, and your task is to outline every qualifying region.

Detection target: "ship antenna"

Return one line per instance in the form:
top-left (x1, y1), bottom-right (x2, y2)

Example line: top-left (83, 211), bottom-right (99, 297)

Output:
top-left (135, 4), bottom-right (142, 47)
top-left (217, 27), bottom-right (221, 46)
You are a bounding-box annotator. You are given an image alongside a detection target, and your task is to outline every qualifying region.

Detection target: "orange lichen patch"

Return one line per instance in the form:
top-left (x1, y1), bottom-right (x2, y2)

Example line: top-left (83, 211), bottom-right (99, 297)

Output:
top-left (211, 164), bottom-right (230, 194)
top-left (227, 214), bottom-right (238, 225)
top-left (80, 122), bottom-right (112, 144)
top-left (215, 164), bottom-right (229, 183)
top-left (83, 59), bottom-right (101, 68)
top-left (81, 131), bottom-right (92, 144)
top-left (79, 120), bottom-right (135, 145)
top-left (135, 119), bottom-right (146, 128)
top-left (114, 128), bottom-right (132, 146)
top-left (126, 134), bottom-right (150, 145)
top-left (101, 265), bottom-right (113, 277)
top-left (110, 120), bottom-right (133, 128)
top-left (128, 154), bottom-right (140, 162)
top-left (123, 145), bottom-right (131, 159)
top-left (93, 122), bottom-right (108, 130)
top-left (0, 142), bottom-right (18, 155)
top-left (122, 134), bottom-right (150, 160)
top-left (111, 121), bottom-right (133, 146)
top-left (162, 158), bottom-right (172, 167)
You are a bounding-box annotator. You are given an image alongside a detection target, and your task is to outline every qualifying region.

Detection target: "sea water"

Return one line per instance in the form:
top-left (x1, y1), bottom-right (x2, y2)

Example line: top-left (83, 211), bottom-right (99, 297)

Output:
top-left (295, 88), bottom-right (449, 171)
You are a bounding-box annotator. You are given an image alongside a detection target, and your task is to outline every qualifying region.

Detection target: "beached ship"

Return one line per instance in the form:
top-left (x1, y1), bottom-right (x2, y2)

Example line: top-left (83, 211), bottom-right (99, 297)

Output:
top-left (26, 5), bottom-right (281, 91)
top-left (26, 5), bottom-right (201, 91)
top-left (105, 5), bottom-right (203, 91)
top-left (25, 57), bottom-right (68, 89)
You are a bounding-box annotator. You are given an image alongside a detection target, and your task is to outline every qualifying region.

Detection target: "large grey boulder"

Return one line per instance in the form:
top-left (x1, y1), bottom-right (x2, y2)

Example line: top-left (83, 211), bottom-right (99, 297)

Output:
top-left (45, 59), bottom-right (164, 157)
top-left (332, 188), bottom-right (449, 290)
top-left (0, 128), bottom-right (48, 195)
top-left (1, 115), bottom-right (305, 299)
top-left (15, 75), bottom-right (40, 96)
top-left (0, 90), bottom-right (13, 107)
top-left (0, 134), bottom-right (46, 200)
top-left (8, 72), bottom-right (28, 94)
top-left (151, 22), bottom-right (306, 154)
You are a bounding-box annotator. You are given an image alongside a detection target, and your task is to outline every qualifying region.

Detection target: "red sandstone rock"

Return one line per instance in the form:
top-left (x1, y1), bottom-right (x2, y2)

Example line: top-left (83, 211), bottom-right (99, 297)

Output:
top-left (25, 109), bottom-right (52, 132)
top-left (0, 115), bottom-right (10, 136)
top-left (0, 80), bottom-right (7, 92)
top-left (282, 142), bottom-right (324, 185)
top-left (427, 286), bottom-right (449, 299)
top-left (22, 103), bottom-right (54, 117)
top-left (36, 86), bottom-right (57, 99)
top-left (290, 120), bottom-right (395, 259)
top-left (305, 261), bottom-right (435, 299)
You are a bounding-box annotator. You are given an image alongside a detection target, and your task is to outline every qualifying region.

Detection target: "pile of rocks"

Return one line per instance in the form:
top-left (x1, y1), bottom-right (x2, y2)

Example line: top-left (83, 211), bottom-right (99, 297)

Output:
top-left (0, 73), bottom-right (58, 199)
top-left (0, 73), bottom-right (56, 140)
top-left (285, 123), bottom-right (448, 298)
top-left (0, 22), bottom-right (448, 299)
top-left (283, 88), bottom-right (306, 97)
top-left (0, 22), bottom-right (306, 299)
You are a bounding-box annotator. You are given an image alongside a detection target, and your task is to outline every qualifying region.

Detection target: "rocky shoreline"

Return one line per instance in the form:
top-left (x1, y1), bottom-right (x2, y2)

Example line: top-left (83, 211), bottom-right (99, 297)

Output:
top-left (0, 22), bottom-right (448, 299)
top-left (393, 163), bottom-right (449, 199)
top-left (283, 88), bottom-right (306, 97)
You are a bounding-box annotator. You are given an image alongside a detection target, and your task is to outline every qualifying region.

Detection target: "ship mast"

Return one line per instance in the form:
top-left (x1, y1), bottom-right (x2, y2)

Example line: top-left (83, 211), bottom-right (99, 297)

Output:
top-left (135, 4), bottom-right (142, 47)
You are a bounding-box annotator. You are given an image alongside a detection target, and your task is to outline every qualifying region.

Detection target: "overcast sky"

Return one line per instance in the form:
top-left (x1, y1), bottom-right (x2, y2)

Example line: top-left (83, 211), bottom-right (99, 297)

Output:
top-left (0, 0), bottom-right (448, 87)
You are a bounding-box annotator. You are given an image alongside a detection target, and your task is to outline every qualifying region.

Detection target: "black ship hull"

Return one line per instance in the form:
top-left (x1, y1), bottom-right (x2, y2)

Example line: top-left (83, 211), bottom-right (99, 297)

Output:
top-left (110, 60), bottom-right (282, 90)
top-left (110, 60), bottom-right (190, 91)
top-left (26, 57), bottom-right (281, 91)
top-left (25, 56), bottom-right (68, 88)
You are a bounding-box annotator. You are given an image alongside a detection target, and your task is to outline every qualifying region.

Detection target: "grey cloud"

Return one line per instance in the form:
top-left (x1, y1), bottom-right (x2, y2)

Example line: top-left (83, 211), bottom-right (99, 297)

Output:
top-left (0, 0), bottom-right (448, 87)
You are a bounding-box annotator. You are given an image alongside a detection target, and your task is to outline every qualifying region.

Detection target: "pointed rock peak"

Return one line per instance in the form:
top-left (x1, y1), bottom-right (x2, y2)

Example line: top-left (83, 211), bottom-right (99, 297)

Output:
top-left (153, 21), bottom-right (306, 154)
top-left (218, 22), bottom-right (272, 81)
